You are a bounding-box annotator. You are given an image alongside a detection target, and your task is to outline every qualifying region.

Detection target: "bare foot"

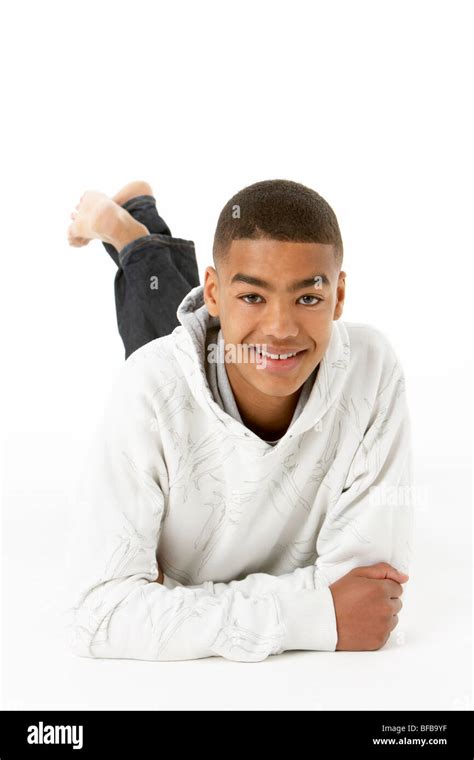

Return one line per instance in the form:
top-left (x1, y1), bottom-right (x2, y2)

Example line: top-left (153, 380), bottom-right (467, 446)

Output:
top-left (67, 193), bottom-right (89, 246)
top-left (67, 181), bottom-right (154, 247)
top-left (67, 191), bottom-right (149, 251)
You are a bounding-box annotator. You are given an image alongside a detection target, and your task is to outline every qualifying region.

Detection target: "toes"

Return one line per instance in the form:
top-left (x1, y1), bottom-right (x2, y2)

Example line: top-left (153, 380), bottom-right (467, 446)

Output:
top-left (67, 235), bottom-right (83, 247)
top-left (67, 222), bottom-right (90, 247)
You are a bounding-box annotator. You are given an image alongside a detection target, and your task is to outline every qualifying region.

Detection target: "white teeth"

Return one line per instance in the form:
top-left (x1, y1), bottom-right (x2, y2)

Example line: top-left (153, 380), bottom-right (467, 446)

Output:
top-left (256, 349), bottom-right (298, 360)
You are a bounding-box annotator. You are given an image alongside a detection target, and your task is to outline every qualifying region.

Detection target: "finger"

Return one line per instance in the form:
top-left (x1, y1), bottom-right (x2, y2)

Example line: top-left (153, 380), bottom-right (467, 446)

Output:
top-left (390, 597), bottom-right (403, 614)
top-left (354, 562), bottom-right (409, 583)
top-left (389, 614), bottom-right (399, 632)
top-left (384, 579), bottom-right (404, 597)
top-left (386, 568), bottom-right (409, 583)
top-left (377, 562), bottom-right (410, 583)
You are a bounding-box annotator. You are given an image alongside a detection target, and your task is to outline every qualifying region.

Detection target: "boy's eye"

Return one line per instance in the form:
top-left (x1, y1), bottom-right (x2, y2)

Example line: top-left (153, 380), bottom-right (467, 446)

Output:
top-left (240, 294), bottom-right (264, 304)
top-left (239, 294), bottom-right (322, 306)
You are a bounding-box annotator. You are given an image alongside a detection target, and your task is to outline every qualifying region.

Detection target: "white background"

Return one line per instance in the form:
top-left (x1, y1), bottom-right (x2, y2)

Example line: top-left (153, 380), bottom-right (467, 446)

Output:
top-left (1, 0), bottom-right (472, 710)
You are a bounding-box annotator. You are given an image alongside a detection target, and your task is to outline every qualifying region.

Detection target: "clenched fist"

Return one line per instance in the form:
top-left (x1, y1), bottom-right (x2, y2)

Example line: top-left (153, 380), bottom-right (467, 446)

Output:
top-left (329, 562), bottom-right (409, 651)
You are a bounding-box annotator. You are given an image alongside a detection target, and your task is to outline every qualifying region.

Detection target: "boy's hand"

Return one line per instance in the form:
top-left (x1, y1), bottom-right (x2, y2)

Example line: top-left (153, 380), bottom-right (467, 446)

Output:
top-left (329, 562), bottom-right (409, 651)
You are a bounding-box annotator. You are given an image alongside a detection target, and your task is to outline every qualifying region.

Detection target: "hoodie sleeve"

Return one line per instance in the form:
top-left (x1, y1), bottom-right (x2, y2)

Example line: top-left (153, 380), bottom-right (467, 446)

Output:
top-left (64, 355), bottom-right (335, 663)
top-left (208, 338), bottom-right (414, 646)
top-left (312, 344), bottom-right (414, 586)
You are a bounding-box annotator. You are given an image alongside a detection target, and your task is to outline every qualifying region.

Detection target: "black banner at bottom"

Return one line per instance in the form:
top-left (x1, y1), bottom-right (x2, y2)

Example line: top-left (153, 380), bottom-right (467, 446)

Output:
top-left (0, 709), bottom-right (472, 757)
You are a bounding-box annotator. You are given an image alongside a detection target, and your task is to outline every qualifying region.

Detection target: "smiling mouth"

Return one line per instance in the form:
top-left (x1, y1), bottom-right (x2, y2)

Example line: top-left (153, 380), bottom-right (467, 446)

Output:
top-left (253, 347), bottom-right (307, 361)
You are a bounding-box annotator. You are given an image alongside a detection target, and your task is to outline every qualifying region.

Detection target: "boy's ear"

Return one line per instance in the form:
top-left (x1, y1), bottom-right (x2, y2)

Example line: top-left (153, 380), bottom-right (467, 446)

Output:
top-left (203, 266), bottom-right (219, 317)
top-left (333, 270), bottom-right (346, 320)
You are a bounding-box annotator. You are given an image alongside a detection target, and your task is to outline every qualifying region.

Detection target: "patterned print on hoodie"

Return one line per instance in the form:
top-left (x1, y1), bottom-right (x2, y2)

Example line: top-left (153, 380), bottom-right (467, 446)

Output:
top-left (64, 285), bottom-right (414, 662)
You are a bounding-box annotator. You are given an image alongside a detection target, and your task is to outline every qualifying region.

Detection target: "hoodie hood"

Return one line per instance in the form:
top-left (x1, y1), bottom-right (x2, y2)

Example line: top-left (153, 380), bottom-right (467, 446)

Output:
top-left (173, 285), bottom-right (350, 445)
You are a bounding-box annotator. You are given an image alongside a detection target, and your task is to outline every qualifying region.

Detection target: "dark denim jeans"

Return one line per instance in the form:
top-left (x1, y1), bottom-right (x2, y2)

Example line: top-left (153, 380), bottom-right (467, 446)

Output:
top-left (102, 195), bottom-right (200, 359)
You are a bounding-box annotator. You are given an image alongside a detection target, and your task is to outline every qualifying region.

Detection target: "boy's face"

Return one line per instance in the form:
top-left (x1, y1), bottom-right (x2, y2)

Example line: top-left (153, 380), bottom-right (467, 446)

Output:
top-left (204, 239), bottom-right (346, 400)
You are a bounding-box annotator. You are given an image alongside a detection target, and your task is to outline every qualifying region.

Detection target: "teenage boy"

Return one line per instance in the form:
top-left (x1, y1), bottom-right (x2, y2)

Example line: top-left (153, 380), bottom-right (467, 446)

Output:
top-left (65, 179), bottom-right (413, 662)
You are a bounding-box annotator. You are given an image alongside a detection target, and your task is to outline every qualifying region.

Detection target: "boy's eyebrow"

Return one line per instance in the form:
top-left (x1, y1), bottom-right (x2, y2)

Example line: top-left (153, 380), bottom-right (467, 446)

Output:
top-left (230, 273), bottom-right (331, 291)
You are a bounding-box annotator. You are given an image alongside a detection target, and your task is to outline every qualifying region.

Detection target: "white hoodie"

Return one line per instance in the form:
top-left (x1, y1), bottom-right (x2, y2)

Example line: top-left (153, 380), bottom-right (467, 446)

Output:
top-left (65, 285), bottom-right (414, 663)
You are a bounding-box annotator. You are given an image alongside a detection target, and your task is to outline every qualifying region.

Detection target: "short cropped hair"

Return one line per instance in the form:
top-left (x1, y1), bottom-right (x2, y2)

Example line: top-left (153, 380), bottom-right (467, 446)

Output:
top-left (212, 179), bottom-right (343, 267)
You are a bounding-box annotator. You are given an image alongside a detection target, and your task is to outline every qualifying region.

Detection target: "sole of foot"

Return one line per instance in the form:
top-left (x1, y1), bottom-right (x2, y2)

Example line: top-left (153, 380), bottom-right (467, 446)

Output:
top-left (67, 181), bottom-right (154, 247)
top-left (67, 191), bottom-right (146, 249)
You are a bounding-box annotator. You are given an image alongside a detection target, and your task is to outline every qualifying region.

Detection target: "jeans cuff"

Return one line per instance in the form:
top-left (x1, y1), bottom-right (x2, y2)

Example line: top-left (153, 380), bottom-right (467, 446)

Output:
top-left (121, 194), bottom-right (157, 212)
top-left (118, 233), bottom-right (196, 267)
